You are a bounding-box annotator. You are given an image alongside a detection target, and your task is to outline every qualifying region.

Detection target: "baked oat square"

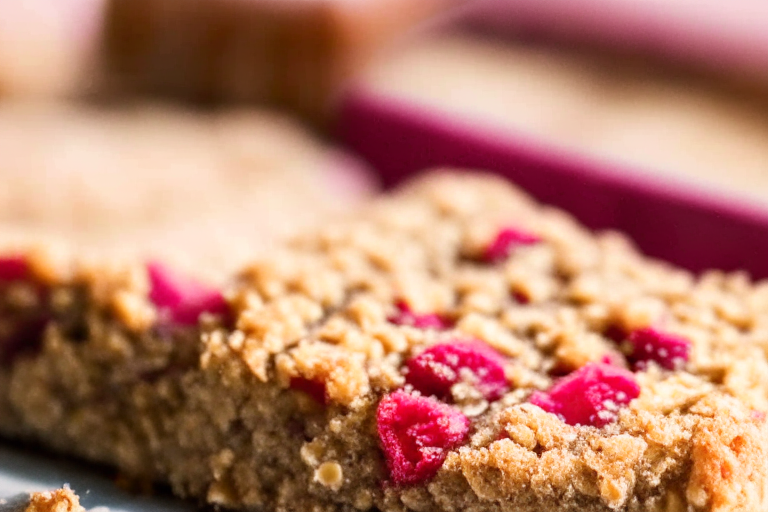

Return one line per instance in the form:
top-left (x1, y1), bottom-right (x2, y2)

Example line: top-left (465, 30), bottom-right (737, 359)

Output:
top-left (1, 170), bottom-right (766, 512)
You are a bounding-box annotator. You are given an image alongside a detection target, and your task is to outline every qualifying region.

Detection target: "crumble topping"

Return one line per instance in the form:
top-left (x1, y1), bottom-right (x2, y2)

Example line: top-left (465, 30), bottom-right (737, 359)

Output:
top-left (24, 488), bottom-right (85, 512)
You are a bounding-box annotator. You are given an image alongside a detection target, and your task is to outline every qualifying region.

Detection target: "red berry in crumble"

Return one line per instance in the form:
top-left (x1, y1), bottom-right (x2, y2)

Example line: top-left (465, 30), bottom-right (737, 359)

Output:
top-left (530, 362), bottom-right (640, 427)
top-left (405, 341), bottom-right (508, 401)
top-left (483, 227), bottom-right (540, 263)
top-left (626, 327), bottom-right (691, 370)
top-left (377, 390), bottom-right (470, 486)
top-left (0, 256), bottom-right (28, 282)
top-left (147, 261), bottom-right (228, 326)
top-left (388, 300), bottom-right (449, 330)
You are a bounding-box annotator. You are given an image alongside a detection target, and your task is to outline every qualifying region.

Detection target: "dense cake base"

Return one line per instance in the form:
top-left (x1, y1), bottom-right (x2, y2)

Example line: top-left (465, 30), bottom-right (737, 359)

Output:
top-left (2, 171), bottom-right (768, 512)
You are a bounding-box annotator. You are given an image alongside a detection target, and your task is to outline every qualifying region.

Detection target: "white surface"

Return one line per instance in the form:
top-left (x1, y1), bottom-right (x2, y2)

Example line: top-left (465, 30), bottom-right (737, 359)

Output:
top-left (0, 444), bottom-right (195, 512)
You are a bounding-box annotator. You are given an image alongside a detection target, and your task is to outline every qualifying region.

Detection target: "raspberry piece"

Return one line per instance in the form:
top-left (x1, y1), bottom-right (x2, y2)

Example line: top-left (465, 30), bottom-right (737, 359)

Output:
top-left (377, 391), bottom-right (470, 486)
top-left (0, 256), bottom-right (28, 282)
top-left (512, 290), bottom-right (530, 304)
top-left (289, 377), bottom-right (327, 405)
top-left (147, 261), bottom-right (229, 326)
top-left (626, 327), bottom-right (691, 370)
top-left (171, 293), bottom-right (230, 326)
top-left (530, 362), bottom-right (640, 427)
top-left (483, 227), bottom-right (540, 263)
top-left (389, 300), bottom-right (449, 330)
top-left (406, 341), bottom-right (508, 401)
top-left (147, 261), bottom-right (197, 309)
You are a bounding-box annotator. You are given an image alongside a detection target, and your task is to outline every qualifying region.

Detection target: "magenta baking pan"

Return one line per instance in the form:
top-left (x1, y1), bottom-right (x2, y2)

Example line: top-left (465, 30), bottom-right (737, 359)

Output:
top-left (337, 90), bottom-right (768, 279)
top-left (460, 0), bottom-right (768, 83)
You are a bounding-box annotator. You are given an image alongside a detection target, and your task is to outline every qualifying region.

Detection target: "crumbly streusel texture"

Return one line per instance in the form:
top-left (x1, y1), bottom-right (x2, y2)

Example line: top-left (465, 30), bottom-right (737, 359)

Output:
top-left (26, 489), bottom-right (85, 512)
top-left (3, 488), bottom-right (87, 512)
top-left (1, 171), bottom-right (768, 512)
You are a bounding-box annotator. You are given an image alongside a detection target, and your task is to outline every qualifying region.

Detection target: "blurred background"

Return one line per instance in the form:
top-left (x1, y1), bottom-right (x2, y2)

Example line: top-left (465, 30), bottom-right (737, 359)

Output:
top-left (0, 0), bottom-right (767, 277)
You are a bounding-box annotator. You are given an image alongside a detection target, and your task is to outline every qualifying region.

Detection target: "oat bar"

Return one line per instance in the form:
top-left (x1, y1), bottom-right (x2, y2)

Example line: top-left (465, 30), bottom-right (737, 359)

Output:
top-left (102, 0), bottom-right (451, 123)
top-left (0, 102), bottom-right (373, 277)
top-left (359, 34), bottom-right (768, 201)
top-left (1, 171), bottom-right (767, 511)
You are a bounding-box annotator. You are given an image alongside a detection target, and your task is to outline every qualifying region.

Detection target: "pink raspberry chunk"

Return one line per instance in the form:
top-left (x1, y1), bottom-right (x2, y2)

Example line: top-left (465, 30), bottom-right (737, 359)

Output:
top-left (627, 327), bottom-right (691, 370)
top-left (406, 341), bottom-right (508, 402)
top-left (483, 227), bottom-right (541, 263)
top-left (389, 300), bottom-right (449, 330)
top-left (170, 293), bottom-right (230, 326)
top-left (530, 362), bottom-right (640, 427)
top-left (377, 391), bottom-right (470, 486)
top-left (0, 255), bottom-right (29, 282)
top-left (512, 290), bottom-right (530, 304)
top-left (147, 261), bottom-right (229, 326)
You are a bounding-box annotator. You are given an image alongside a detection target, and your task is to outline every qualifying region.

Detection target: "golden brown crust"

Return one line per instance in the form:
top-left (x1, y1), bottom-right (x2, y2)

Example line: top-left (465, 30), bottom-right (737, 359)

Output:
top-left (686, 397), bottom-right (768, 512)
top-left (25, 488), bottom-right (85, 512)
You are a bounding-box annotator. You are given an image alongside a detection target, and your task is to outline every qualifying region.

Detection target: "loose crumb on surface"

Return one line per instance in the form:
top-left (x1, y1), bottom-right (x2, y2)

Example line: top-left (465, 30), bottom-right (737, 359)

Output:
top-left (24, 488), bottom-right (86, 512)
